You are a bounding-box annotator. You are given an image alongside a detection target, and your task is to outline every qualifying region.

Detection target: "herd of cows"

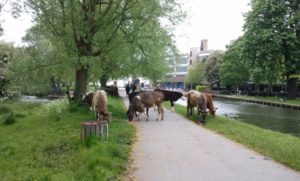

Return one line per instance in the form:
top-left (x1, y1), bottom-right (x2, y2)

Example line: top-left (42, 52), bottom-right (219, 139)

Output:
top-left (82, 87), bottom-right (216, 124)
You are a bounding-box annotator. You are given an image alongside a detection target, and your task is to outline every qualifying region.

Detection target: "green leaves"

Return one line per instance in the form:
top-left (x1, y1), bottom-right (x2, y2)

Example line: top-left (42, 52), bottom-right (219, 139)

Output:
top-left (220, 38), bottom-right (249, 87)
top-left (242, 0), bottom-right (300, 97)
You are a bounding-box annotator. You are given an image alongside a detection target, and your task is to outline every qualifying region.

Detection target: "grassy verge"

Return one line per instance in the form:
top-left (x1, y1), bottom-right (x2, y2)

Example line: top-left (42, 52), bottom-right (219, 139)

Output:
top-left (230, 95), bottom-right (300, 106)
top-left (167, 103), bottom-right (300, 171)
top-left (0, 97), bottom-right (135, 180)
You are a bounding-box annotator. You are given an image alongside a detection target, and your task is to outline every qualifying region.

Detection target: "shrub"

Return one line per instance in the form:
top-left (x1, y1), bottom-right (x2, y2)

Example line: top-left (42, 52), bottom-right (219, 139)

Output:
top-left (3, 112), bottom-right (16, 125)
top-left (195, 85), bottom-right (209, 92)
top-left (0, 106), bottom-right (11, 114)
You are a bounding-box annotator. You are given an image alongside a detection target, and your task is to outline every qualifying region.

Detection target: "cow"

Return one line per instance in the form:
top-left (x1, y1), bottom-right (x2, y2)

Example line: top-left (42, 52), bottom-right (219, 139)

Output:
top-left (127, 91), bottom-right (164, 121)
top-left (187, 90), bottom-right (216, 123)
top-left (128, 91), bottom-right (150, 118)
top-left (92, 90), bottom-right (111, 123)
top-left (83, 91), bottom-right (96, 107)
top-left (103, 86), bottom-right (119, 98)
top-left (154, 88), bottom-right (183, 111)
top-left (187, 90), bottom-right (201, 116)
top-left (204, 93), bottom-right (216, 117)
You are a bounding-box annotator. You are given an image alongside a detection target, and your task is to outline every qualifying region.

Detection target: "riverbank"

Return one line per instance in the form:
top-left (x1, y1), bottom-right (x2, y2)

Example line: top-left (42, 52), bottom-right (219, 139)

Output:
top-left (168, 103), bottom-right (300, 171)
top-left (0, 98), bottom-right (135, 180)
top-left (212, 94), bottom-right (300, 110)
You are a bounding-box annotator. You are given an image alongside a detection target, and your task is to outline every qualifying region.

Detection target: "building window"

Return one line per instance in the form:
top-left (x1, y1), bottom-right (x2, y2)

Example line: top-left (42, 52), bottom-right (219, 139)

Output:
top-left (176, 66), bottom-right (187, 72)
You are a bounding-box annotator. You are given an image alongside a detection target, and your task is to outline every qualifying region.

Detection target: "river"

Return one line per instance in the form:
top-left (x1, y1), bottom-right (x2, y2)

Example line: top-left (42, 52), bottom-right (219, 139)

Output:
top-left (20, 95), bottom-right (49, 103)
top-left (175, 98), bottom-right (300, 137)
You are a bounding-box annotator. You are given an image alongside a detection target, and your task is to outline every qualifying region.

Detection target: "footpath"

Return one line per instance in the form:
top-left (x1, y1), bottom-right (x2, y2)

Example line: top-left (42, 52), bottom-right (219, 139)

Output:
top-left (121, 90), bottom-right (300, 181)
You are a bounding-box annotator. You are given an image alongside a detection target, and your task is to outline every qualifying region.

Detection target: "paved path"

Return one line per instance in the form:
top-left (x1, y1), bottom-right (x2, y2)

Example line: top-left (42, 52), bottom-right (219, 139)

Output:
top-left (121, 90), bottom-right (300, 181)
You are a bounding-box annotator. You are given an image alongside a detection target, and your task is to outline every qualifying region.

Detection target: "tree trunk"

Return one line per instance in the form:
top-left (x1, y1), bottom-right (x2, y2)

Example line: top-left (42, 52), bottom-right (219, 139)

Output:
top-left (282, 40), bottom-right (297, 99)
top-left (50, 76), bottom-right (61, 94)
top-left (74, 67), bottom-right (88, 101)
top-left (287, 77), bottom-right (297, 99)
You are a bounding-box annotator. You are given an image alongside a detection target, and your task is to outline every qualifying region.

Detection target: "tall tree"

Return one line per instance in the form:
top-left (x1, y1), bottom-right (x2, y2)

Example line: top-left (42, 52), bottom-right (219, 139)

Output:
top-left (185, 61), bottom-right (205, 85)
top-left (27, 0), bottom-right (184, 100)
top-left (0, 42), bottom-right (13, 96)
top-left (220, 38), bottom-right (249, 91)
top-left (243, 0), bottom-right (300, 98)
top-left (202, 51), bottom-right (224, 84)
top-left (6, 25), bottom-right (75, 95)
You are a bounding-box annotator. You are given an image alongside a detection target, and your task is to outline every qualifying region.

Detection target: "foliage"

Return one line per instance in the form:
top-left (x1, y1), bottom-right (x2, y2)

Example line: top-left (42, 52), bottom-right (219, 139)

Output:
top-left (0, 42), bottom-right (14, 96)
top-left (3, 112), bottom-right (16, 125)
top-left (202, 51), bottom-right (224, 83)
top-left (243, 0), bottom-right (300, 97)
top-left (185, 61), bottom-right (205, 84)
top-left (220, 38), bottom-right (249, 89)
top-left (195, 85), bottom-right (209, 92)
top-left (22, 0), bottom-right (185, 98)
top-left (0, 97), bottom-right (135, 180)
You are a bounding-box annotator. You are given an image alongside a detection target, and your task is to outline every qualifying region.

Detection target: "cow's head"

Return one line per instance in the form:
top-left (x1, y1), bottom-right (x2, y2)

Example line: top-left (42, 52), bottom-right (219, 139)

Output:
top-left (126, 109), bottom-right (134, 121)
top-left (211, 107), bottom-right (218, 117)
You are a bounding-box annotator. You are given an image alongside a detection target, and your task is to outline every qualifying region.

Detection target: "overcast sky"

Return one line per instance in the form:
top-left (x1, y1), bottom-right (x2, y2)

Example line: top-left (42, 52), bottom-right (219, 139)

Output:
top-left (0, 0), bottom-right (250, 53)
top-left (175, 0), bottom-right (251, 53)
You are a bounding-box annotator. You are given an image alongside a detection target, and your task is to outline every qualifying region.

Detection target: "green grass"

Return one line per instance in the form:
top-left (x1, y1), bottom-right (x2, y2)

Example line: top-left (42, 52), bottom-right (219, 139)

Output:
top-left (231, 95), bottom-right (300, 106)
top-left (167, 103), bottom-right (300, 171)
top-left (0, 98), bottom-right (135, 180)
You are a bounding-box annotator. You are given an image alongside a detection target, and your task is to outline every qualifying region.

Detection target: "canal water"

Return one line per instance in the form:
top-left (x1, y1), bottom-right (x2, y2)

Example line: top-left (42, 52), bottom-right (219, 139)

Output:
top-left (20, 95), bottom-right (49, 103)
top-left (175, 98), bottom-right (300, 137)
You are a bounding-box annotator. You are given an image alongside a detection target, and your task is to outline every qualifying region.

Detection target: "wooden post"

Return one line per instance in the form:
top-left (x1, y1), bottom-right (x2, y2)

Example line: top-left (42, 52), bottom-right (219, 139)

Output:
top-left (81, 121), bottom-right (109, 140)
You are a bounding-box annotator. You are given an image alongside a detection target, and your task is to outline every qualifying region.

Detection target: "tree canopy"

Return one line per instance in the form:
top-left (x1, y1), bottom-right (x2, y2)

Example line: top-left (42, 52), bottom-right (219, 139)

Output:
top-left (1, 0), bottom-right (185, 98)
top-left (220, 38), bottom-right (249, 89)
top-left (243, 0), bottom-right (300, 98)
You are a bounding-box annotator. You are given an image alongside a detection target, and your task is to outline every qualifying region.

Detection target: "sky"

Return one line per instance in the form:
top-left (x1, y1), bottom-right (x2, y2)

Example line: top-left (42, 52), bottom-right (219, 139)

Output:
top-left (0, 0), bottom-right (250, 53)
top-left (175, 0), bottom-right (251, 53)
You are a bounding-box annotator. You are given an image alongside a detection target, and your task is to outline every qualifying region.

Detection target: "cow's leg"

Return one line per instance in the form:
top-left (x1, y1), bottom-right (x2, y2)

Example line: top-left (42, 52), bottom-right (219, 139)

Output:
top-left (156, 105), bottom-right (160, 121)
top-left (156, 104), bottom-right (164, 121)
top-left (160, 105), bottom-right (164, 121)
top-left (96, 112), bottom-right (99, 121)
top-left (144, 112), bottom-right (149, 121)
top-left (171, 101), bottom-right (175, 111)
top-left (146, 108), bottom-right (149, 117)
top-left (187, 105), bottom-right (190, 116)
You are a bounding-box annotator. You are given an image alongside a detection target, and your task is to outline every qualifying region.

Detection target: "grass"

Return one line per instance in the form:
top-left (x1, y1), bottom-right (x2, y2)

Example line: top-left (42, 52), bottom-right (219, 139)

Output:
top-left (0, 97), bottom-right (135, 180)
top-left (230, 95), bottom-right (300, 106)
top-left (167, 103), bottom-right (300, 171)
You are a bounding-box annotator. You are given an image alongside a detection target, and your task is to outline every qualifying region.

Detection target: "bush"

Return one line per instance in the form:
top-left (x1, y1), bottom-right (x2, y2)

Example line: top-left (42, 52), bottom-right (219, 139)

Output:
top-left (195, 85), bottom-right (209, 92)
top-left (3, 112), bottom-right (16, 125)
top-left (0, 106), bottom-right (11, 114)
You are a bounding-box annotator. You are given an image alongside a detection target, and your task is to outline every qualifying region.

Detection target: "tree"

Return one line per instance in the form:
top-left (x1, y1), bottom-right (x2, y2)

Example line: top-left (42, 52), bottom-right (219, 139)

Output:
top-left (202, 51), bottom-right (224, 84)
top-left (243, 0), bottom-right (300, 98)
top-left (6, 25), bottom-right (75, 95)
top-left (0, 42), bottom-right (13, 96)
top-left (220, 38), bottom-right (249, 91)
top-left (185, 61), bottom-right (205, 85)
top-left (26, 0), bottom-right (184, 101)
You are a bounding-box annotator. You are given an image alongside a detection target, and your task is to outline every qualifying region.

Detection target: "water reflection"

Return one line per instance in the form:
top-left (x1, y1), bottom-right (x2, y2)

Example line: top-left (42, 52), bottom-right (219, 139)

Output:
top-left (175, 98), bottom-right (300, 137)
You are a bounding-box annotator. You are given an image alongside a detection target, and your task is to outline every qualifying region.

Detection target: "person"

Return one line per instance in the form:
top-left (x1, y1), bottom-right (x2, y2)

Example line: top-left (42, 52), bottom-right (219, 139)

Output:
top-left (113, 81), bottom-right (117, 87)
top-left (141, 82), bottom-right (145, 91)
top-left (125, 82), bottom-right (131, 95)
top-left (131, 83), bottom-right (136, 93)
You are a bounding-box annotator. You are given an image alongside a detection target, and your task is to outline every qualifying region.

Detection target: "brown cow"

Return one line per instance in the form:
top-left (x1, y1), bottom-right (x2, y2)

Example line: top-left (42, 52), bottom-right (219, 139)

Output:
top-left (92, 90), bottom-right (111, 123)
top-left (205, 93), bottom-right (216, 117)
top-left (187, 90), bottom-right (216, 120)
top-left (127, 91), bottom-right (164, 121)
